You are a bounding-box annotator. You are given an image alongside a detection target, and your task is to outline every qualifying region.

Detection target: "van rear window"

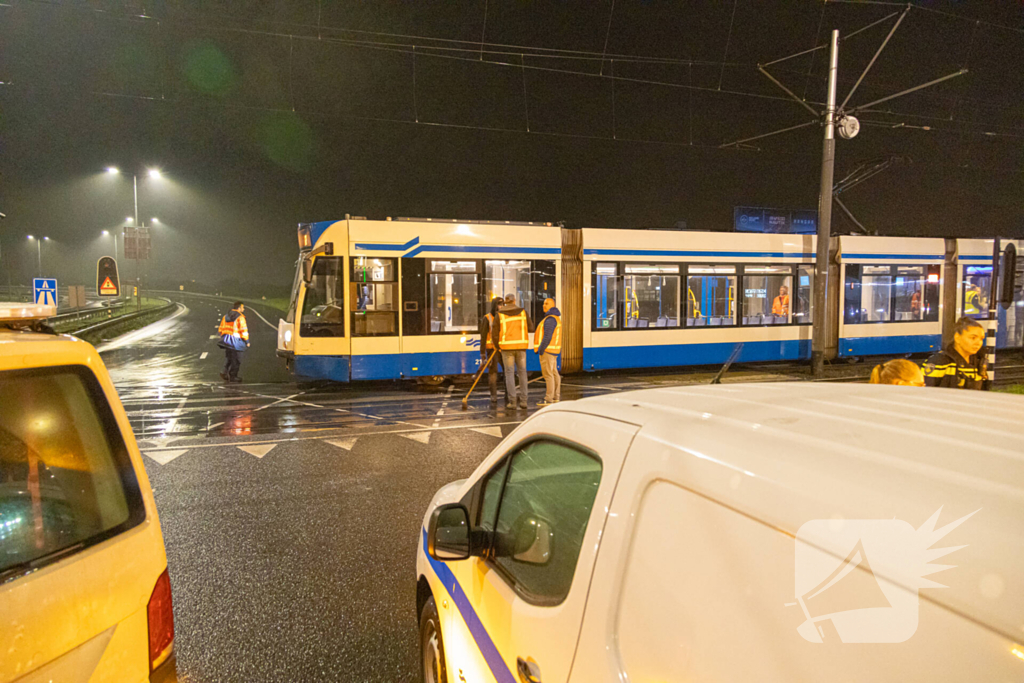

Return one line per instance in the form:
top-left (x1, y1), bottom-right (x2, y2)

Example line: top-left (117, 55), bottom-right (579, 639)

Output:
top-left (0, 366), bottom-right (145, 582)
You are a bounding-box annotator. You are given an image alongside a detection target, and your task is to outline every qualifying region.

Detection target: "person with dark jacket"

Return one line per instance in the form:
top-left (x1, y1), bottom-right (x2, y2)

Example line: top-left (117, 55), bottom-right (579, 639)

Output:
top-left (533, 298), bottom-right (562, 406)
top-left (478, 297), bottom-right (504, 404)
top-left (218, 301), bottom-right (250, 383)
top-left (923, 316), bottom-right (988, 390)
top-left (494, 294), bottom-right (533, 409)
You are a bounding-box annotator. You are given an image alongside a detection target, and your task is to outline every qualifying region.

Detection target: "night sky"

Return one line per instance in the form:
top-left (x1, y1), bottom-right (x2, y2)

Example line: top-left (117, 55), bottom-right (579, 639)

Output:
top-left (1, 0), bottom-right (1022, 292)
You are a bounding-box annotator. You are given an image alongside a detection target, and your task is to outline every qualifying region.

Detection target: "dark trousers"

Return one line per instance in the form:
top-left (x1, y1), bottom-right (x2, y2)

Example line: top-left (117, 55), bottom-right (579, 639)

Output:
top-left (484, 350), bottom-right (503, 400)
top-left (224, 348), bottom-right (244, 379)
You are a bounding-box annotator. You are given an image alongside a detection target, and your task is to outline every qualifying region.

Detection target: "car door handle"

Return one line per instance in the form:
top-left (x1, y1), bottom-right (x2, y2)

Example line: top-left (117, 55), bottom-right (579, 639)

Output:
top-left (517, 657), bottom-right (541, 683)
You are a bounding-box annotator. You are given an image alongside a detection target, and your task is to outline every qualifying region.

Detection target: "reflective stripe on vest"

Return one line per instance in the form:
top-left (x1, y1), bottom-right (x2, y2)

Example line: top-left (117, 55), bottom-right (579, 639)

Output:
top-left (484, 313), bottom-right (495, 349)
top-left (533, 314), bottom-right (562, 354)
top-left (218, 314), bottom-right (247, 340)
top-left (498, 310), bottom-right (529, 350)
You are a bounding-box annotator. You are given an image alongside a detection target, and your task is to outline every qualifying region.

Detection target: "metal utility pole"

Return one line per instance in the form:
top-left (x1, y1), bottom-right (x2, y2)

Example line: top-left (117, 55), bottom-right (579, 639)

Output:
top-left (811, 30), bottom-right (839, 377)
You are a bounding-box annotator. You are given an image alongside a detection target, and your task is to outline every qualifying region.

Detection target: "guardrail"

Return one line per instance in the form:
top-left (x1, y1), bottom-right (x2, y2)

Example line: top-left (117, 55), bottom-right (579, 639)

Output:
top-left (71, 298), bottom-right (177, 342)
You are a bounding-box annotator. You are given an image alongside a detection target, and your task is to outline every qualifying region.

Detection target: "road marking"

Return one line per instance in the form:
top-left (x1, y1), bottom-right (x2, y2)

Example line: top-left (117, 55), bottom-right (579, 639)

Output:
top-left (209, 335), bottom-right (218, 340)
top-left (253, 392), bottom-right (305, 413)
top-left (470, 426), bottom-right (504, 438)
top-left (199, 352), bottom-right (208, 360)
top-left (144, 420), bottom-right (525, 451)
top-left (221, 386), bottom-right (423, 428)
top-left (432, 385), bottom-right (456, 428)
top-left (325, 437), bottom-right (359, 451)
top-left (400, 431), bottom-right (432, 445)
top-left (145, 449), bottom-right (188, 465)
top-left (208, 421), bottom-right (225, 430)
top-left (239, 444), bottom-right (276, 458)
top-left (245, 306), bottom-right (279, 331)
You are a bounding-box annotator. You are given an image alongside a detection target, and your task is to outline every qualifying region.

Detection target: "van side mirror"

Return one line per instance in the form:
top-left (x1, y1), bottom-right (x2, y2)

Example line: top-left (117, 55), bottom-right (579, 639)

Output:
top-left (427, 504), bottom-right (470, 561)
top-left (511, 515), bottom-right (554, 565)
top-left (1000, 243), bottom-right (1016, 308)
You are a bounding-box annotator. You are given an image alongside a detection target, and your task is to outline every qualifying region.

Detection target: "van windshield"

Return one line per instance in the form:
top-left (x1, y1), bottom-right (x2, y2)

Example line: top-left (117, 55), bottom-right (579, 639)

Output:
top-left (0, 366), bottom-right (145, 581)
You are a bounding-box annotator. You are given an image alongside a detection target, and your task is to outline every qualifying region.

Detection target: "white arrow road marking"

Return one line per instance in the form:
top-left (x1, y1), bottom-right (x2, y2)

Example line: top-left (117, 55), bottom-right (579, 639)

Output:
top-left (239, 444), bottom-right (276, 458)
top-left (400, 431), bottom-right (432, 445)
top-left (325, 437), bottom-right (359, 451)
top-left (145, 449), bottom-right (188, 465)
top-left (470, 426), bottom-right (504, 438)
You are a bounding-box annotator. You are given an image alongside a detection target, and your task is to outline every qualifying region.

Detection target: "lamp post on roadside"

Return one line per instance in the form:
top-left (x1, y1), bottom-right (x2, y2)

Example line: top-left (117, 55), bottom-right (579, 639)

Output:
top-left (102, 229), bottom-right (119, 259)
top-left (106, 166), bottom-right (162, 310)
top-left (26, 235), bottom-right (49, 277)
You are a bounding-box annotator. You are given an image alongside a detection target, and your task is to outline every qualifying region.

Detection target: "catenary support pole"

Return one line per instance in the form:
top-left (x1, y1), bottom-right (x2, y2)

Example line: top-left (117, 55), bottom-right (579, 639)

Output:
top-left (986, 237), bottom-right (1000, 388)
top-left (812, 29), bottom-right (839, 378)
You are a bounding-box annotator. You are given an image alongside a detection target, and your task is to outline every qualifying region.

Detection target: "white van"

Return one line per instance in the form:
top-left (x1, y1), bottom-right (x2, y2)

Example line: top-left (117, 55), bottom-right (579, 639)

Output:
top-left (0, 305), bottom-right (177, 683)
top-left (415, 382), bottom-right (1024, 682)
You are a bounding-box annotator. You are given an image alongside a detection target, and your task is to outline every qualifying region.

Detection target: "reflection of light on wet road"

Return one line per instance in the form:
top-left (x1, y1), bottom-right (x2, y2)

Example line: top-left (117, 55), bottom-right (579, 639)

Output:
top-left (97, 304), bottom-right (189, 353)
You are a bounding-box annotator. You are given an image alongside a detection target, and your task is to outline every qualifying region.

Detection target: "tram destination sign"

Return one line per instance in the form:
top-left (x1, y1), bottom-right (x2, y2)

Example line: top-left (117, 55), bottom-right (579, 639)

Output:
top-left (734, 207), bottom-right (817, 234)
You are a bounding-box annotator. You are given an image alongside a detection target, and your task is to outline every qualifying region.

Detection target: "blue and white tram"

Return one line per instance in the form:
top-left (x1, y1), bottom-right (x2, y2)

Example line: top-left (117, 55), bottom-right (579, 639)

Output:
top-left (277, 217), bottom-right (561, 382)
top-left (278, 217), bottom-right (1020, 382)
top-left (581, 228), bottom-right (816, 369)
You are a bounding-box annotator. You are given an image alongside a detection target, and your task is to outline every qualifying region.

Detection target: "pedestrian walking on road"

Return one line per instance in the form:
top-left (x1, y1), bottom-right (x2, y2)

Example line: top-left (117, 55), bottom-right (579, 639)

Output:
top-left (479, 297), bottom-right (504, 404)
top-left (923, 316), bottom-right (988, 390)
top-left (218, 301), bottom-right (250, 383)
top-left (868, 358), bottom-right (925, 386)
top-left (495, 293), bottom-right (532, 409)
top-left (534, 298), bottom-right (562, 406)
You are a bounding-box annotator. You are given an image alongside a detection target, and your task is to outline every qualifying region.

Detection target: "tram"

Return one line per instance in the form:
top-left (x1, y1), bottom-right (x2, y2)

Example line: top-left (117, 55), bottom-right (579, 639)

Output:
top-left (276, 217), bottom-right (1020, 382)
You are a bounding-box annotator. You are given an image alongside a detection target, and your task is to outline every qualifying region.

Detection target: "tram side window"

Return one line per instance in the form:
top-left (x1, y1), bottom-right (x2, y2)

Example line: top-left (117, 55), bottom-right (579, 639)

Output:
top-left (430, 261), bottom-right (479, 333)
top-left (350, 257), bottom-right (398, 336)
top-left (892, 265), bottom-right (930, 322)
top-left (845, 264), bottom-right (892, 324)
top-left (593, 262), bottom-right (620, 330)
top-left (742, 266), bottom-right (792, 325)
top-left (687, 265), bottom-right (736, 326)
top-left (793, 265), bottom-right (814, 324)
top-left (963, 266), bottom-right (991, 318)
top-left (623, 264), bottom-right (680, 328)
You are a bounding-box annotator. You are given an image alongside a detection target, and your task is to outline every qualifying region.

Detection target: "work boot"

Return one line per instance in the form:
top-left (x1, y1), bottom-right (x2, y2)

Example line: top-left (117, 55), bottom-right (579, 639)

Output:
top-left (219, 372), bottom-right (230, 382)
top-left (518, 399), bottom-right (528, 409)
top-left (230, 377), bottom-right (243, 383)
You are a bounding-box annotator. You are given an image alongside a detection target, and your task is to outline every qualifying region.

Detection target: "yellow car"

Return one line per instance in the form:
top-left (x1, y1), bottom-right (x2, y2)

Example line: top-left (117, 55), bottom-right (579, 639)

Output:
top-left (0, 303), bottom-right (177, 683)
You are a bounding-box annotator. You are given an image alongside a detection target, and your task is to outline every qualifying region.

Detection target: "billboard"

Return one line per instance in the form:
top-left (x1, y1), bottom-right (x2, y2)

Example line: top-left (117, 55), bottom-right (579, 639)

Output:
top-left (735, 207), bottom-right (817, 234)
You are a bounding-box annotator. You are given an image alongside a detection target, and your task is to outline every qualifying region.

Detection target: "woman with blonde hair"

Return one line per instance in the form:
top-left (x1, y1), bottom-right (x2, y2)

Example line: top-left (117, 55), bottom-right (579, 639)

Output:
top-left (868, 358), bottom-right (925, 386)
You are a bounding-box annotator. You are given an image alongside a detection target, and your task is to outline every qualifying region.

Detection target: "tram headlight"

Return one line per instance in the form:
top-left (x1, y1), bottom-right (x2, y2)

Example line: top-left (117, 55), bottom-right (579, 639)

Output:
top-left (285, 329), bottom-right (292, 343)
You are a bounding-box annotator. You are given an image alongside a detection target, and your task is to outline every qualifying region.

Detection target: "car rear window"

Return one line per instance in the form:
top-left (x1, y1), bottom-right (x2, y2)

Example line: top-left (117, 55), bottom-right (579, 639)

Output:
top-left (0, 365), bottom-right (145, 582)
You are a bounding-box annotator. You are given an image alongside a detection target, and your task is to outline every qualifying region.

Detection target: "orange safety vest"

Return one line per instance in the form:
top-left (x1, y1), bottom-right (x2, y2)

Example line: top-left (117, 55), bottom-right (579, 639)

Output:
top-left (533, 313), bottom-right (562, 355)
top-left (497, 309), bottom-right (529, 350)
top-left (772, 295), bottom-right (789, 316)
top-left (218, 311), bottom-right (249, 341)
top-left (484, 313), bottom-right (495, 349)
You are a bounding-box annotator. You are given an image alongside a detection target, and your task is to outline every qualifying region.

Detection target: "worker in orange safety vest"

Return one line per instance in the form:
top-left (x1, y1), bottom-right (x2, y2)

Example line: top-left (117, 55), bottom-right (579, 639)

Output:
top-left (217, 301), bottom-right (250, 383)
top-left (494, 293), bottom-right (533, 409)
top-left (533, 298), bottom-right (562, 406)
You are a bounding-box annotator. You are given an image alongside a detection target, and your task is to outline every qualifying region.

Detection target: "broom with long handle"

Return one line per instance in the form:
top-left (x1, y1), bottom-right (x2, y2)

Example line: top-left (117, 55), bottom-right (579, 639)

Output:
top-left (462, 348), bottom-right (498, 409)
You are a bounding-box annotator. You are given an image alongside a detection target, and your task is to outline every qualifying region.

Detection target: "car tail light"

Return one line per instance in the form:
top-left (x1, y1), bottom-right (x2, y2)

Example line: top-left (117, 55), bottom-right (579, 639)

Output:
top-left (147, 569), bottom-right (175, 671)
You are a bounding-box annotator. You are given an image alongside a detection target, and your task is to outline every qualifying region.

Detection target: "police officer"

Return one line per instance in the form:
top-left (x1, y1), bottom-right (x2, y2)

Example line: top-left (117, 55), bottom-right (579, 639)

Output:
top-left (923, 316), bottom-right (987, 390)
top-left (218, 301), bottom-right (250, 383)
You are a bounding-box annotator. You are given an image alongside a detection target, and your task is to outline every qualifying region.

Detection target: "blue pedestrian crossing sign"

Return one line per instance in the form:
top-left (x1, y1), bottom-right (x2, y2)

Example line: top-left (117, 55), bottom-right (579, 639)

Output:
top-left (33, 278), bottom-right (58, 307)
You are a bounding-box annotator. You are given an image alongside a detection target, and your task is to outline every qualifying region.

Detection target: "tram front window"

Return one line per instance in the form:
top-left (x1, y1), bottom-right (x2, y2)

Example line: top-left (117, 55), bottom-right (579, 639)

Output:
top-left (430, 261), bottom-right (479, 333)
top-left (300, 257), bottom-right (345, 337)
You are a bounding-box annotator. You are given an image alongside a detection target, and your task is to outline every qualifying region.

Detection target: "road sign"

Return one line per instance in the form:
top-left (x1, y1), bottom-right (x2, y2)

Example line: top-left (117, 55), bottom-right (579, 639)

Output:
top-left (123, 226), bottom-right (151, 260)
top-left (33, 278), bottom-right (58, 307)
top-left (97, 256), bottom-right (121, 297)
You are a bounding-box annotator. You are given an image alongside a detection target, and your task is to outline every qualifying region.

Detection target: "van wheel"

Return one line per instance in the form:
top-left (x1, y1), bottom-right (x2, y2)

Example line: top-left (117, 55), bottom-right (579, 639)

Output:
top-left (420, 596), bottom-right (447, 683)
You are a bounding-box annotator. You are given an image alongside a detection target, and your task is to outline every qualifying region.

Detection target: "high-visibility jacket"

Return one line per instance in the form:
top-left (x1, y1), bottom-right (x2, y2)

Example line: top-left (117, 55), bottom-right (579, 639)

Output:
top-left (497, 309), bottom-right (529, 350)
top-left (923, 346), bottom-right (986, 390)
top-left (483, 313), bottom-right (495, 350)
top-left (533, 313), bottom-right (562, 355)
top-left (218, 310), bottom-right (249, 350)
top-left (772, 295), bottom-right (789, 316)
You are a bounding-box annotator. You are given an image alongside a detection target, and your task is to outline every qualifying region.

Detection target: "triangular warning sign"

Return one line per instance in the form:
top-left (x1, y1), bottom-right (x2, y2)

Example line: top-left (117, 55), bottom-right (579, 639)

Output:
top-left (100, 277), bottom-right (117, 295)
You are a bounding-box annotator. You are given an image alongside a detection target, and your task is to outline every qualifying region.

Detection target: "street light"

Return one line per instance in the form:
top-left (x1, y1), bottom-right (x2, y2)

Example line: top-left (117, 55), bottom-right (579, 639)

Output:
top-left (102, 230), bottom-right (118, 258)
top-left (148, 169), bottom-right (162, 179)
top-left (151, 217), bottom-right (159, 224)
top-left (106, 167), bottom-right (119, 174)
top-left (26, 235), bottom-right (48, 276)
